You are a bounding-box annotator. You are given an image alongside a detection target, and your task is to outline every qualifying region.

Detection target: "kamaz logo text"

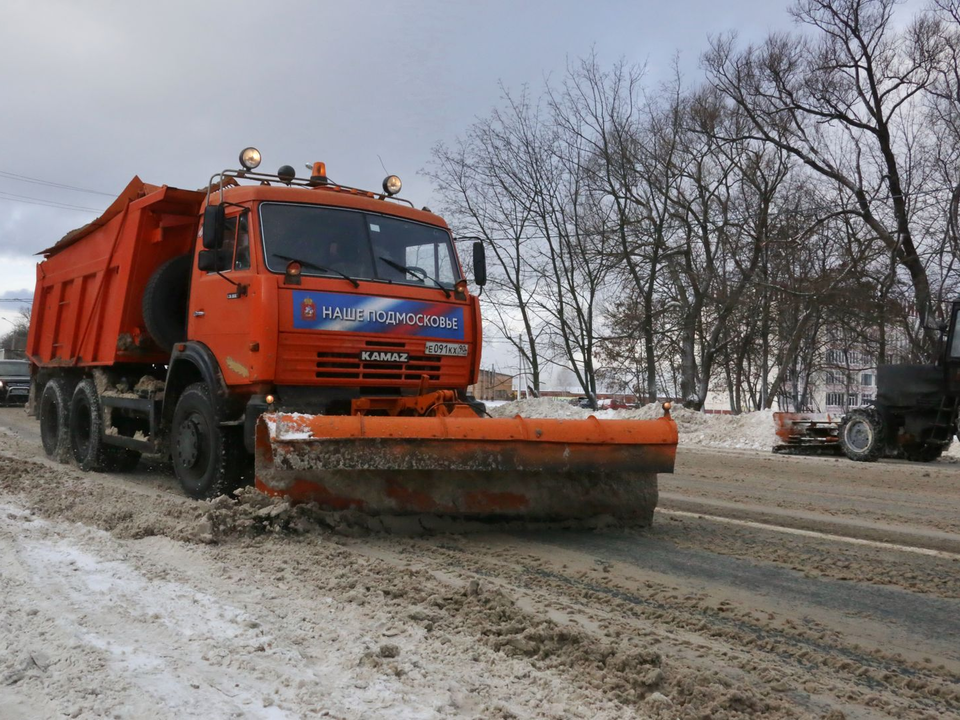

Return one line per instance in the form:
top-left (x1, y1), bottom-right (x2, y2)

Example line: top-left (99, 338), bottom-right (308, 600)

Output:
top-left (360, 351), bottom-right (409, 363)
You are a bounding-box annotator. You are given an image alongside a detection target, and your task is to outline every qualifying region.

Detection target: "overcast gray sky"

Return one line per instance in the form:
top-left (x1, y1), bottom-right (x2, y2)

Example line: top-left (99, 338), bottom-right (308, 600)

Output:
top-left (0, 0), bottom-right (818, 371)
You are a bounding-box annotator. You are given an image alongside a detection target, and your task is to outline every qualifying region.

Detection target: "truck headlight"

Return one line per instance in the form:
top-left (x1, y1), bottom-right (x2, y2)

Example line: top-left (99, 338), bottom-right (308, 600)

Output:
top-left (382, 175), bottom-right (402, 196)
top-left (239, 147), bottom-right (262, 170)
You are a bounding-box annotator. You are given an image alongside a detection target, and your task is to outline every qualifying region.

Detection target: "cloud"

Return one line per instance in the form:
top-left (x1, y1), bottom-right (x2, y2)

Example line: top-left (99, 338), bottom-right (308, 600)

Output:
top-left (0, 288), bottom-right (32, 301)
top-left (0, 0), bottom-right (794, 306)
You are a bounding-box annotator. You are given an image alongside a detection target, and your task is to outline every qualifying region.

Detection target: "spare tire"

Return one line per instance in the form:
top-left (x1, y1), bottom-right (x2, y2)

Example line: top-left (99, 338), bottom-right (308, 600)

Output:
top-left (143, 253), bottom-right (191, 352)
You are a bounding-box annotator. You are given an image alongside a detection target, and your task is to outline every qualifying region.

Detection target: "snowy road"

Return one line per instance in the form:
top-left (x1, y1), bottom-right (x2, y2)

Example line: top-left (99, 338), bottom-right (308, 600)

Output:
top-left (2, 406), bottom-right (960, 718)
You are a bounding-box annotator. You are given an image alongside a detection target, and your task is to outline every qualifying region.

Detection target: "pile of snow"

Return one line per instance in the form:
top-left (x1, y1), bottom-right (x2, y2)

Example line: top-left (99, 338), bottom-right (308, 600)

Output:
top-left (488, 398), bottom-right (777, 451)
top-left (489, 397), bottom-right (593, 420)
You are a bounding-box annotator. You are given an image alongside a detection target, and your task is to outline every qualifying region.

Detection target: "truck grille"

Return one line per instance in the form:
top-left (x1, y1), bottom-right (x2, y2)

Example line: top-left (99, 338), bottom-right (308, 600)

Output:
top-left (317, 341), bottom-right (442, 381)
top-left (276, 334), bottom-right (469, 387)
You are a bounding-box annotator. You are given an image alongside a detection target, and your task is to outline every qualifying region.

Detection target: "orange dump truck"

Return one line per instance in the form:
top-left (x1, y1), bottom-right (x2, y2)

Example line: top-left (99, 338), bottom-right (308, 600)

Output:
top-left (26, 149), bottom-right (677, 522)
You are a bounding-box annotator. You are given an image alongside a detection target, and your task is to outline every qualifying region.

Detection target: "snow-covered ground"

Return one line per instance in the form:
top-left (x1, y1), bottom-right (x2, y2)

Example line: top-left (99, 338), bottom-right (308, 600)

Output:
top-left (0, 481), bottom-right (632, 720)
top-left (4, 406), bottom-right (960, 719)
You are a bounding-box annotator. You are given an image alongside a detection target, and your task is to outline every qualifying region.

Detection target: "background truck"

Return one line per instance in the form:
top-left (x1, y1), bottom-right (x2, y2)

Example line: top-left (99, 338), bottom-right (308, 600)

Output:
top-left (25, 149), bottom-right (676, 522)
top-left (0, 359), bottom-right (30, 406)
top-left (774, 304), bottom-right (960, 462)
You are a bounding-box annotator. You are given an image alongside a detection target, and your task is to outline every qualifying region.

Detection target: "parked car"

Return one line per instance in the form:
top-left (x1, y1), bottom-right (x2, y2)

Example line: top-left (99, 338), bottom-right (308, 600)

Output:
top-left (0, 359), bottom-right (30, 406)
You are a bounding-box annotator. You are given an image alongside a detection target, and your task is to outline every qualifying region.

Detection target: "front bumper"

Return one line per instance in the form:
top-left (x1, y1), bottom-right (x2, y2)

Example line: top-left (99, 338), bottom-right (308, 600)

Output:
top-left (1, 385), bottom-right (29, 403)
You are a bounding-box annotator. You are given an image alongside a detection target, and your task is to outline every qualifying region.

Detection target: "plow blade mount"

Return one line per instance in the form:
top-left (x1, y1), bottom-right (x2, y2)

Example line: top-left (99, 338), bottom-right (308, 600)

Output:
top-left (255, 413), bottom-right (677, 523)
top-left (773, 412), bottom-right (842, 454)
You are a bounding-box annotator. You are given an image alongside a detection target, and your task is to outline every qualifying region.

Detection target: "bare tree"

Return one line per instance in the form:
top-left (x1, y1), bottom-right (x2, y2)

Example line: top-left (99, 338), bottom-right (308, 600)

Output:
top-left (428, 91), bottom-right (549, 394)
top-left (704, 0), bottom-right (949, 350)
top-left (0, 307), bottom-right (30, 359)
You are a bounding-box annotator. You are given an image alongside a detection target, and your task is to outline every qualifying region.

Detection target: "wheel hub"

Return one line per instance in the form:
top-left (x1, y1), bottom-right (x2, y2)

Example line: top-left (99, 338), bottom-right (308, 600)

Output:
top-left (177, 418), bottom-right (201, 468)
top-left (846, 420), bottom-right (871, 451)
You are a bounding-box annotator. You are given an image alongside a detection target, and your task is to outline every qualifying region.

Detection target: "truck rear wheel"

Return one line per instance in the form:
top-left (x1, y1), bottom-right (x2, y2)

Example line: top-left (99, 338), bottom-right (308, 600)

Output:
top-left (171, 382), bottom-right (245, 499)
top-left (69, 379), bottom-right (141, 472)
top-left (902, 443), bottom-right (946, 463)
top-left (839, 408), bottom-right (885, 462)
top-left (142, 253), bottom-right (191, 352)
top-left (40, 378), bottom-right (72, 463)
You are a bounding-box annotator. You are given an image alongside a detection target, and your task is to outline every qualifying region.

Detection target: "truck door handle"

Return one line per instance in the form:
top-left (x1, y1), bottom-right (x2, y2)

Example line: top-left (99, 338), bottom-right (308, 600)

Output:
top-left (194, 310), bottom-right (205, 317)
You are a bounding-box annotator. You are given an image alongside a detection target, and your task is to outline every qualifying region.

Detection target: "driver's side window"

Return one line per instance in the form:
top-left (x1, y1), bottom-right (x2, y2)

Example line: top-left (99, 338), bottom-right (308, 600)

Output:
top-left (209, 212), bottom-right (250, 273)
top-left (234, 214), bottom-right (250, 270)
top-left (213, 216), bottom-right (237, 273)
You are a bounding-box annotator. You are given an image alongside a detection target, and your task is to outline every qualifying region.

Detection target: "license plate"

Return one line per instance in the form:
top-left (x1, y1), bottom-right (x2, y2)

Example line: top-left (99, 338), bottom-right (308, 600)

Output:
top-left (425, 342), bottom-right (468, 357)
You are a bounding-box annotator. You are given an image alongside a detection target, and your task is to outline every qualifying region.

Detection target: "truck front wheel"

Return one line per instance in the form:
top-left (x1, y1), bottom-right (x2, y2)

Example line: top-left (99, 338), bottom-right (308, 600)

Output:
top-left (40, 378), bottom-right (71, 463)
top-left (69, 379), bottom-right (141, 472)
top-left (171, 382), bottom-right (245, 499)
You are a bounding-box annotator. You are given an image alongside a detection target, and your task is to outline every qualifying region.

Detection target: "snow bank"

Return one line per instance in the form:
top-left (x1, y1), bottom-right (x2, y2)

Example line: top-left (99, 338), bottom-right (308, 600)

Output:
top-left (488, 399), bottom-right (777, 451)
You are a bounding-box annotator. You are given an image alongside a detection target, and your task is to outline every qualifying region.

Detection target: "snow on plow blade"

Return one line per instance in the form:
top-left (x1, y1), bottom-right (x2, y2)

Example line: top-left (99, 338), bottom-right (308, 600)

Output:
top-left (255, 413), bottom-right (677, 523)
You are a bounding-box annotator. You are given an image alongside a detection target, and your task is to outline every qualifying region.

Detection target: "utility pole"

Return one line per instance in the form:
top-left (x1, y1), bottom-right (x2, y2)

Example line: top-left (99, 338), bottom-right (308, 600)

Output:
top-left (516, 333), bottom-right (525, 400)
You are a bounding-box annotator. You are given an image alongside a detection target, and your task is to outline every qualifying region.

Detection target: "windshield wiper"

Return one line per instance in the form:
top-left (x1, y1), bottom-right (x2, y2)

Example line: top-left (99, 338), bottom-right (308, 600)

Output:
top-left (274, 253), bottom-right (360, 288)
top-left (378, 256), bottom-right (451, 298)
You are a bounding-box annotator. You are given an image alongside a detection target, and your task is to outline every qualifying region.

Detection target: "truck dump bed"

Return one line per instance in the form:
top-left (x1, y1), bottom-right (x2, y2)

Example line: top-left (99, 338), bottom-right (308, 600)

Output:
top-left (27, 178), bottom-right (203, 367)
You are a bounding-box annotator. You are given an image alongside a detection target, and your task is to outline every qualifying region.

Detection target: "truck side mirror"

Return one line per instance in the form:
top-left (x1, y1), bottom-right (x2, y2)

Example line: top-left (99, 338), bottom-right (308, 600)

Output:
top-left (197, 249), bottom-right (219, 272)
top-left (202, 205), bottom-right (225, 250)
top-left (472, 241), bottom-right (487, 287)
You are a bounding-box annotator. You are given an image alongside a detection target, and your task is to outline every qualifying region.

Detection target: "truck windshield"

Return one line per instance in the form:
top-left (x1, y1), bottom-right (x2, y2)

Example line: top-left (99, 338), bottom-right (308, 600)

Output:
top-left (0, 361), bottom-right (29, 375)
top-left (259, 203), bottom-right (460, 288)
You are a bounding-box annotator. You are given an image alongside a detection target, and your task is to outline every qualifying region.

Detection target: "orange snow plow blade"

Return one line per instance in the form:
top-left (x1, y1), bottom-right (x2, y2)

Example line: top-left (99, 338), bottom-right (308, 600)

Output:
top-left (255, 413), bottom-right (677, 523)
top-left (773, 412), bottom-right (842, 454)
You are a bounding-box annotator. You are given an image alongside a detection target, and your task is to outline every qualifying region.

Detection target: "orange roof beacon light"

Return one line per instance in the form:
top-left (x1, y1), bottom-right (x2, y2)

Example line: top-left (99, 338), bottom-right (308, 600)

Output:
top-left (310, 162), bottom-right (328, 186)
top-left (382, 174), bottom-right (402, 196)
top-left (239, 147), bottom-right (262, 170)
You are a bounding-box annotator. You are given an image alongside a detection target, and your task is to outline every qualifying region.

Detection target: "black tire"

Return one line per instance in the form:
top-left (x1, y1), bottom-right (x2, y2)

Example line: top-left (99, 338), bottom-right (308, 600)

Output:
top-left (39, 378), bottom-right (72, 463)
top-left (902, 443), bottom-right (946, 463)
top-left (839, 408), bottom-right (885, 462)
top-left (69, 379), bottom-right (142, 472)
top-left (171, 382), bottom-right (246, 499)
top-left (142, 253), bottom-right (191, 352)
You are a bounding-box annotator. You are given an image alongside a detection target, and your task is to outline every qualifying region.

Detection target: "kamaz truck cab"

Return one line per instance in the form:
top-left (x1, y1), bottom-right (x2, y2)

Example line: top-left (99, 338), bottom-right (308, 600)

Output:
top-left (160, 152), bottom-right (487, 495)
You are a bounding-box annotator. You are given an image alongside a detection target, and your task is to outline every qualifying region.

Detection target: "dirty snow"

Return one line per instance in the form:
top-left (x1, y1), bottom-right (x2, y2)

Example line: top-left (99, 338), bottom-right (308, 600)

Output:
top-left (3, 406), bottom-right (960, 718)
top-left (265, 412), bottom-right (322, 441)
top-left (489, 399), bottom-right (777, 451)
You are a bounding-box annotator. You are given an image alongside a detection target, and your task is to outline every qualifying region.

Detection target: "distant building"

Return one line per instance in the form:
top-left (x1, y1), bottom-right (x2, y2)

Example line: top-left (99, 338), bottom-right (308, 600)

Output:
top-left (469, 368), bottom-right (513, 401)
top-left (778, 331), bottom-right (913, 412)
